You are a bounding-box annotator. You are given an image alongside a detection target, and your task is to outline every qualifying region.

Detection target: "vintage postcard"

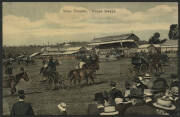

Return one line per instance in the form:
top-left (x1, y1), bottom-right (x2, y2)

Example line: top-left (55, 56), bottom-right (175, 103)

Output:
top-left (2, 2), bottom-right (179, 115)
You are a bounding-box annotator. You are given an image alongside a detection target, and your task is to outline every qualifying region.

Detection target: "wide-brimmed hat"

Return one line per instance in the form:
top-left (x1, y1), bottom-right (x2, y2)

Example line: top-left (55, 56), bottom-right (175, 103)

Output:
top-left (115, 98), bottom-right (123, 105)
top-left (57, 102), bottom-right (67, 112)
top-left (153, 97), bottom-right (176, 110)
top-left (138, 76), bottom-right (143, 81)
top-left (144, 73), bottom-right (151, 79)
top-left (144, 89), bottom-right (153, 96)
top-left (144, 97), bottom-right (152, 103)
top-left (170, 86), bottom-right (178, 96)
top-left (18, 90), bottom-right (25, 98)
top-left (110, 81), bottom-right (116, 87)
top-left (100, 106), bottom-right (119, 115)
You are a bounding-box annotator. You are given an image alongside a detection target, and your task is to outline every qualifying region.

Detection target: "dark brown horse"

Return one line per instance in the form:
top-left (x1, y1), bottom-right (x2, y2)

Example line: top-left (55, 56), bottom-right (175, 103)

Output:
top-left (3, 72), bottom-right (29, 94)
top-left (68, 62), bottom-right (99, 86)
top-left (47, 71), bottom-right (65, 90)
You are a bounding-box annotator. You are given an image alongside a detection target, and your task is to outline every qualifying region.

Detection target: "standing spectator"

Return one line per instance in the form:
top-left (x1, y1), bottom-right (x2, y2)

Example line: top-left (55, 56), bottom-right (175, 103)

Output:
top-left (5, 60), bottom-right (13, 76)
top-left (10, 90), bottom-right (34, 115)
top-left (87, 92), bottom-right (105, 115)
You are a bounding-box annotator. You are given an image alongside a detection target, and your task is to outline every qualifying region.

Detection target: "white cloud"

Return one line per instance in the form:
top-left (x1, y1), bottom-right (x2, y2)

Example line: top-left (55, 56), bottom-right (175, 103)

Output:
top-left (3, 5), bottom-right (178, 46)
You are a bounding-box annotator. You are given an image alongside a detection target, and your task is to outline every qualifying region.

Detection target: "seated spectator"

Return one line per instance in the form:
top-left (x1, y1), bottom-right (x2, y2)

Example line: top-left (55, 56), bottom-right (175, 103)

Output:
top-left (109, 81), bottom-right (123, 106)
top-left (100, 106), bottom-right (119, 115)
top-left (87, 92), bottom-right (105, 115)
top-left (165, 80), bottom-right (179, 102)
top-left (124, 81), bottom-right (131, 99)
top-left (115, 92), bottom-right (132, 115)
top-left (152, 78), bottom-right (169, 99)
top-left (153, 96), bottom-right (176, 115)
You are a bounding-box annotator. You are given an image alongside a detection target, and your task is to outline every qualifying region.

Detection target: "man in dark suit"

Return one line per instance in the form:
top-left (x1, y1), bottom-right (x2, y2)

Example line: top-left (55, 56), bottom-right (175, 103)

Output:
top-left (109, 81), bottom-right (123, 106)
top-left (10, 90), bottom-right (34, 115)
top-left (87, 92), bottom-right (105, 115)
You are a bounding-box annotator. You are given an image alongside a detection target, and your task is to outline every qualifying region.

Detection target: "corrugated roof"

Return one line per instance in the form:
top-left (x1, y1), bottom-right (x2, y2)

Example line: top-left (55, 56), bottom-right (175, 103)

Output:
top-left (138, 44), bottom-right (160, 48)
top-left (92, 33), bottom-right (138, 42)
top-left (161, 40), bottom-right (178, 47)
top-left (66, 47), bottom-right (82, 51)
top-left (30, 52), bottom-right (40, 57)
top-left (88, 40), bottom-right (135, 46)
top-left (62, 51), bottom-right (78, 55)
top-left (41, 52), bottom-right (62, 56)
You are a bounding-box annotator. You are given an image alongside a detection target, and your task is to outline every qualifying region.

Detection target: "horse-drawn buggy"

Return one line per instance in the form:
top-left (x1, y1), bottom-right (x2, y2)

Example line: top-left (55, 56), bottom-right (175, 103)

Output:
top-left (128, 54), bottom-right (149, 74)
top-left (129, 53), bottom-right (169, 75)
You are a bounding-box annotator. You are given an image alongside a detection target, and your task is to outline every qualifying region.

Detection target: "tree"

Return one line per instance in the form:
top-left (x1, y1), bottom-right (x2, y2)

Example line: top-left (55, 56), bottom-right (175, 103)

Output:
top-left (148, 32), bottom-right (161, 44)
top-left (148, 32), bottom-right (167, 44)
top-left (169, 24), bottom-right (179, 40)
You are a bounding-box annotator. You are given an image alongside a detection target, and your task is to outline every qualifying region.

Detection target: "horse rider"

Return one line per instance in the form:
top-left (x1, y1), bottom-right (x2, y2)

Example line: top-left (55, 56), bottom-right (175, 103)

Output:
top-left (47, 56), bottom-right (56, 73)
top-left (78, 58), bottom-right (86, 70)
top-left (54, 58), bottom-right (60, 66)
top-left (5, 60), bottom-right (13, 77)
top-left (19, 67), bottom-right (25, 74)
top-left (42, 57), bottom-right (47, 65)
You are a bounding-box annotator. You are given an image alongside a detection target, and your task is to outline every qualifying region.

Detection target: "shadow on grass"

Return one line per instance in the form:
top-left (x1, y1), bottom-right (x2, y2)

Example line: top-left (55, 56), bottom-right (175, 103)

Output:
top-left (80, 80), bottom-right (108, 88)
top-left (3, 91), bottom-right (43, 98)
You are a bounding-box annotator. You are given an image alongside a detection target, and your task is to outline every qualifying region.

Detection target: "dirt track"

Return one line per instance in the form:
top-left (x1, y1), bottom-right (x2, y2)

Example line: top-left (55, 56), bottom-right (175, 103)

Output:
top-left (3, 57), bottom-right (178, 115)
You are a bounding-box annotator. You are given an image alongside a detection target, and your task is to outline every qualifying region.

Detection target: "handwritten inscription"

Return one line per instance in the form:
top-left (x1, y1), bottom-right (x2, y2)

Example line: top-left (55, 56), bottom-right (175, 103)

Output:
top-left (62, 8), bottom-right (116, 14)
top-left (92, 9), bottom-right (116, 14)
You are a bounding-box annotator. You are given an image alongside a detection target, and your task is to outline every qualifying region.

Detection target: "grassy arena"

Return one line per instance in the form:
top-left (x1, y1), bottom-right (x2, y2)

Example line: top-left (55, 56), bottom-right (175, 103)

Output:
top-left (3, 57), bottom-right (178, 115)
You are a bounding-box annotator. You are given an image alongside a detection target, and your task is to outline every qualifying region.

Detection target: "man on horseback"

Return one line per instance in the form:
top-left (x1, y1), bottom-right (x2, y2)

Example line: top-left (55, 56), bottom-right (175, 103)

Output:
top-left (48, 57), bottom-right (55, 71)
top-left (5, 59), bottom-right (13, 77)
top-left (19, 67), bottom-right (25, 74)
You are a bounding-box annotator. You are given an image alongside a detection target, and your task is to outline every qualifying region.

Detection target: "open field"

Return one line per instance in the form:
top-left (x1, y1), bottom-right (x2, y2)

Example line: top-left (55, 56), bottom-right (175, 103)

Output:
top-left (3, 57), bottom-right (178, 115)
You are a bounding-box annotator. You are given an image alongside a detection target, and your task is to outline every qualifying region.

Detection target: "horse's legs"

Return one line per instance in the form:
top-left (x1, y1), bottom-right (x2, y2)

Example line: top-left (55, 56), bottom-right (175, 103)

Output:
top-left (85, 76), bottom-right (89, 85)
top-left (10, 82), bottom-right (16, 94)
top-left (90, 75), bottom-right (95, 84)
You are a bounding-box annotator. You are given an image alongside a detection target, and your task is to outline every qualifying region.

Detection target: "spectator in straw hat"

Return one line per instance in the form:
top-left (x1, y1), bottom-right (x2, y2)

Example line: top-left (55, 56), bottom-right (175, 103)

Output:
top-left (153, 96), bottom-right (176, 115)
top-left (100, 106), bottom-right (119, 115)
top-left (114, 91), bottom-right (132, 115)
top-left (11, 90), bottom-right (34, 115)
top-left (165, 80), bottom-right (179, 102)
top-left (87, 92), bottom-right (105, 115)
top-left (152, 78), bottom-right (169, 99)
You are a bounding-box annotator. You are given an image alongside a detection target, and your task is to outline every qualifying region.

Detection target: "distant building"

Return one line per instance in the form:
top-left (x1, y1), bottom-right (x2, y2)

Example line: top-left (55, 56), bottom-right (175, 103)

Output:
top-left (160, 40), bottom-right (178, 53)
top-left (92, 33), bottom-right (140, 43)
top-left (138, 44), bottom-right (160, 53)
top-left (88, 33), bottom-right (139, 57)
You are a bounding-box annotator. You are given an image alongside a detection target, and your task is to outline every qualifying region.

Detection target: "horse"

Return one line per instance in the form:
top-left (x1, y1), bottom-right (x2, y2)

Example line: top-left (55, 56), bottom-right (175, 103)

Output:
top-left (40, 66), bottom-right (65, 90)
top-left (149, 57), bottom-right (163, 74)
top-left (68, 61), bottom-right (99, 86)
top-left (3, 72), bottom-right (29, 94)
top-left (47, 71), bottom-right (65, 90)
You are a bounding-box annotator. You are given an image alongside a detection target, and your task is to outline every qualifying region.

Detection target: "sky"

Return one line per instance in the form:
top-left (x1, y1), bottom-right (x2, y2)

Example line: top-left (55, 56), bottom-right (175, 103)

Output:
top-left (3, 2), bottom-right (178, 46)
